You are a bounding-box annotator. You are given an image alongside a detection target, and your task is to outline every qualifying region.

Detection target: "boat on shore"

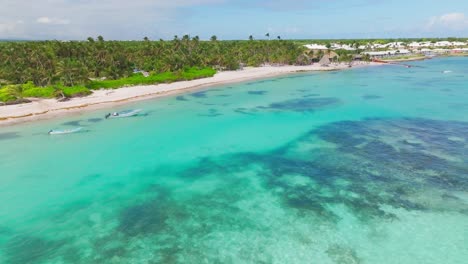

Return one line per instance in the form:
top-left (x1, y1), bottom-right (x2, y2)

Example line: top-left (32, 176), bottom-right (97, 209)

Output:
top-left (105, 109), bottom-right (142, 119)
top-left (48, 127), bottom-right (83, 135)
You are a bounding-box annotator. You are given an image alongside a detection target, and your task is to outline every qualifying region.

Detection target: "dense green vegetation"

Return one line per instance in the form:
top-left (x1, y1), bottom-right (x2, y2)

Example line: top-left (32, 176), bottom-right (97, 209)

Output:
top-left (87, 67), bottom-right (216, 89)
top-left (0, 36), bottom-right (304, 103)
top-left (0, 67), bottom-right (216, 104)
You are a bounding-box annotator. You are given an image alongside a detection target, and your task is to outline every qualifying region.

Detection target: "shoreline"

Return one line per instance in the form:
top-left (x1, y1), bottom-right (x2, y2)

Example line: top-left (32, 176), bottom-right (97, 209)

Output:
top-left (0, 62), bottom-right (381, 127)
top-left (381, 56), bottom-right (427, 62)
top-left (380, 53), bottom-right (468, 63)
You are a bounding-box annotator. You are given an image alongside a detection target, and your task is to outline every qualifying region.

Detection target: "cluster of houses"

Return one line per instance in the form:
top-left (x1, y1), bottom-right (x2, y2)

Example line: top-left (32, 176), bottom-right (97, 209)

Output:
top-left (304, 40), bottom-right (468, 59)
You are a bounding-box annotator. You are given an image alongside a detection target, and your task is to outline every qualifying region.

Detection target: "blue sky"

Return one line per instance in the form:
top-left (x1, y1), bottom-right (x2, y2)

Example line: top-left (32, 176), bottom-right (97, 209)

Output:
top-left (0, 0), bottom-right (467, 40)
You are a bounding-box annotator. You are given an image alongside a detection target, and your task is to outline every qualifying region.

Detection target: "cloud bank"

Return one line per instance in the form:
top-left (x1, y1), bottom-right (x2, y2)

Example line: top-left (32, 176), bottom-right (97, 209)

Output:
top-left (0, 0), bottom-right (224, 39)
top-left (426, 12), bottom-right (468, 32)
top-left (36, 17), bottom-right (70, 25)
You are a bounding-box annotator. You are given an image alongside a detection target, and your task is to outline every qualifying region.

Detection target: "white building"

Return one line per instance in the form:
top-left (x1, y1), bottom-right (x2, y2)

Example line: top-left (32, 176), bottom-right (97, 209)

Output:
top-left (432, 48), bottom-right (451, 53)
top-left (452, 41), bottom-right (467, 46)
top-left (434, 41), bottom-right (452, 47)
top-left (332, 43), bottom-right (356, 51)
top-left (385, 42), bottom-right (406, 48)
top-left (409, 41), bottom-right (432, 48)
top-left (304, 44), bottom-right (328, 50)
top-left (452, 48), bottom-right (468, 52)
top-left (363, 49), bottom-right (411, 58)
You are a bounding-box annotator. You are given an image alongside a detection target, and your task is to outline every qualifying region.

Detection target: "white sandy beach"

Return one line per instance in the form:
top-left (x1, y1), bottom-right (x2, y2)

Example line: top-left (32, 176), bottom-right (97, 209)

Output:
top-left (0, 62), bottom-right (381, 126)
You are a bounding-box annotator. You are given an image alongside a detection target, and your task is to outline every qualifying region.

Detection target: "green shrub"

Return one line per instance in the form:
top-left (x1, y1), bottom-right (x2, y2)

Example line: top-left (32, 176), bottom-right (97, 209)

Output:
top-left (1, 67), bottom-right (215, 102)
top-left (88, 67), bottom-right (216, 90)
top-left (22, 86), bottom-right (55, 98)
top-left (21, 81), bottom-right (37, 91)
top-left (61, 86), bottom-right (92, 97)
top-left (0, 87), bottom-right (17, 102)
top-left (20, 82), bottom-right (56, 98)
top-left (179, 67), bottom-right (217, 80)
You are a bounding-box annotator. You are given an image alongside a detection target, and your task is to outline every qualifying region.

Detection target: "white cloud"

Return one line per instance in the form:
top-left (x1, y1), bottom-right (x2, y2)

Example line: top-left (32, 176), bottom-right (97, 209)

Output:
top-left (0, 22), bottom-right (16, 34)
top-left (37, 17), bottom-right (70, 25)
top-left (0, 20), bottom-right (26, 36)
top-left (36, 17), bottom-right (51, 24)
top-left (426, 12), bottom-right (468, 31)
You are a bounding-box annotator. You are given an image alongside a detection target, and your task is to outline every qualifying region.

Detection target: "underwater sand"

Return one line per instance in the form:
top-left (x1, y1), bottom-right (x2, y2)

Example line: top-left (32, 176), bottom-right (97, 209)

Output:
top-left (0, 57), bottom-right (467, 263)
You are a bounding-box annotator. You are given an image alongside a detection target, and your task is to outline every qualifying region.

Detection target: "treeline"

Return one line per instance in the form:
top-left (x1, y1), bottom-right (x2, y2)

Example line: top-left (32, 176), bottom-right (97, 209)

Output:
top-left (0, 36), bottom-right (304, 88)
top-left (0, 36), bottom-right (305, 103)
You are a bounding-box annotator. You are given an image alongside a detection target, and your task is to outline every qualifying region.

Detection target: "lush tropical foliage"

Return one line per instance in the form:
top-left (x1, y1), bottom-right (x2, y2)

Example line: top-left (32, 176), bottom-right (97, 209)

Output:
top-left (0, 36), bottom-right (304, 103)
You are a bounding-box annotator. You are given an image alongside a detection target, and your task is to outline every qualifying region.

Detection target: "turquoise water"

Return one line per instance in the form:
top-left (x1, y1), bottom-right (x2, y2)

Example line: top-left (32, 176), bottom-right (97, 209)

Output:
top-left (0, 57), bottom-right (467, 263)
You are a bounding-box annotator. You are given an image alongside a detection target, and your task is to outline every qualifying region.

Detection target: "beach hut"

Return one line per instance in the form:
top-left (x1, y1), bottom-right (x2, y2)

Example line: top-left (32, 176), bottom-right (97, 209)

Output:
top-left (319, 54), bottom-right (331, 66)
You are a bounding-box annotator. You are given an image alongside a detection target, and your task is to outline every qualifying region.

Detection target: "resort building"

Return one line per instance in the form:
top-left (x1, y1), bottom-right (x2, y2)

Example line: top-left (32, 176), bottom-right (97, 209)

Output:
top-left (331, 44), bottom-right (356, 51)
top-left (303, 40), bottom-right (468, 59)
top-left (304, 44), bottom-right (328, 50)
top-left (362, 49), bottom-right (411, 59)
top-left (408, 42), bottom-right (432, 48)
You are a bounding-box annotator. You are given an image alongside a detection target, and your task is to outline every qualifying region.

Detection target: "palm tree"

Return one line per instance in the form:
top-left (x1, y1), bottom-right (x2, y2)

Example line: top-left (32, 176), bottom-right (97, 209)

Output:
top-left (321, 43), bottom-right (332, 60)
top-left (0, 34), bottom-right (307, 95)
top-left (56, 59), bottom-right (88, 86)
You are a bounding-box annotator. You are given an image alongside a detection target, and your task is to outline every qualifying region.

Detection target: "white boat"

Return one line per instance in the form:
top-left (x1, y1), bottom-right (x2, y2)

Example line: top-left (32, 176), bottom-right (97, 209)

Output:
top-left (105, 109), bottom-right (142, 119)
top-left (48, 127), bottom-right (83, 135)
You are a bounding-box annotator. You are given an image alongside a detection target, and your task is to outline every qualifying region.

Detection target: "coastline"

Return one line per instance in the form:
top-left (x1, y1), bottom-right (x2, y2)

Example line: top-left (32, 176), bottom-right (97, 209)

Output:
top-left (381, 56), bottom-right (427, 62)
top-left (380, 53), bottom-right (468, 63)
top-left (0, 62), bottom-right (381, 126)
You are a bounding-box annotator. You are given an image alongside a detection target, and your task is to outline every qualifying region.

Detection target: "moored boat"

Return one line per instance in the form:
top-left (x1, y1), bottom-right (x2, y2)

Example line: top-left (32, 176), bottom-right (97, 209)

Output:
top-left (48, 127), bottom-right (83, 135)
top-left (105, 109), bottom-right (142, 119)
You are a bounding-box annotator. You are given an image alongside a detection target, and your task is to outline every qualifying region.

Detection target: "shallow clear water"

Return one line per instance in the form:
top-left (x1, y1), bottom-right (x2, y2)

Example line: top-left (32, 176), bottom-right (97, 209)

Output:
top-left (0, 57), bottom-right (467, 263)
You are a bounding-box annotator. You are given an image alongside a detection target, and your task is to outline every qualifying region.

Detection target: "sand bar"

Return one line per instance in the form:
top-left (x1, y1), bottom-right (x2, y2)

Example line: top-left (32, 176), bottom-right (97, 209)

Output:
top-left (0, 62), bottom-right (381, 126)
